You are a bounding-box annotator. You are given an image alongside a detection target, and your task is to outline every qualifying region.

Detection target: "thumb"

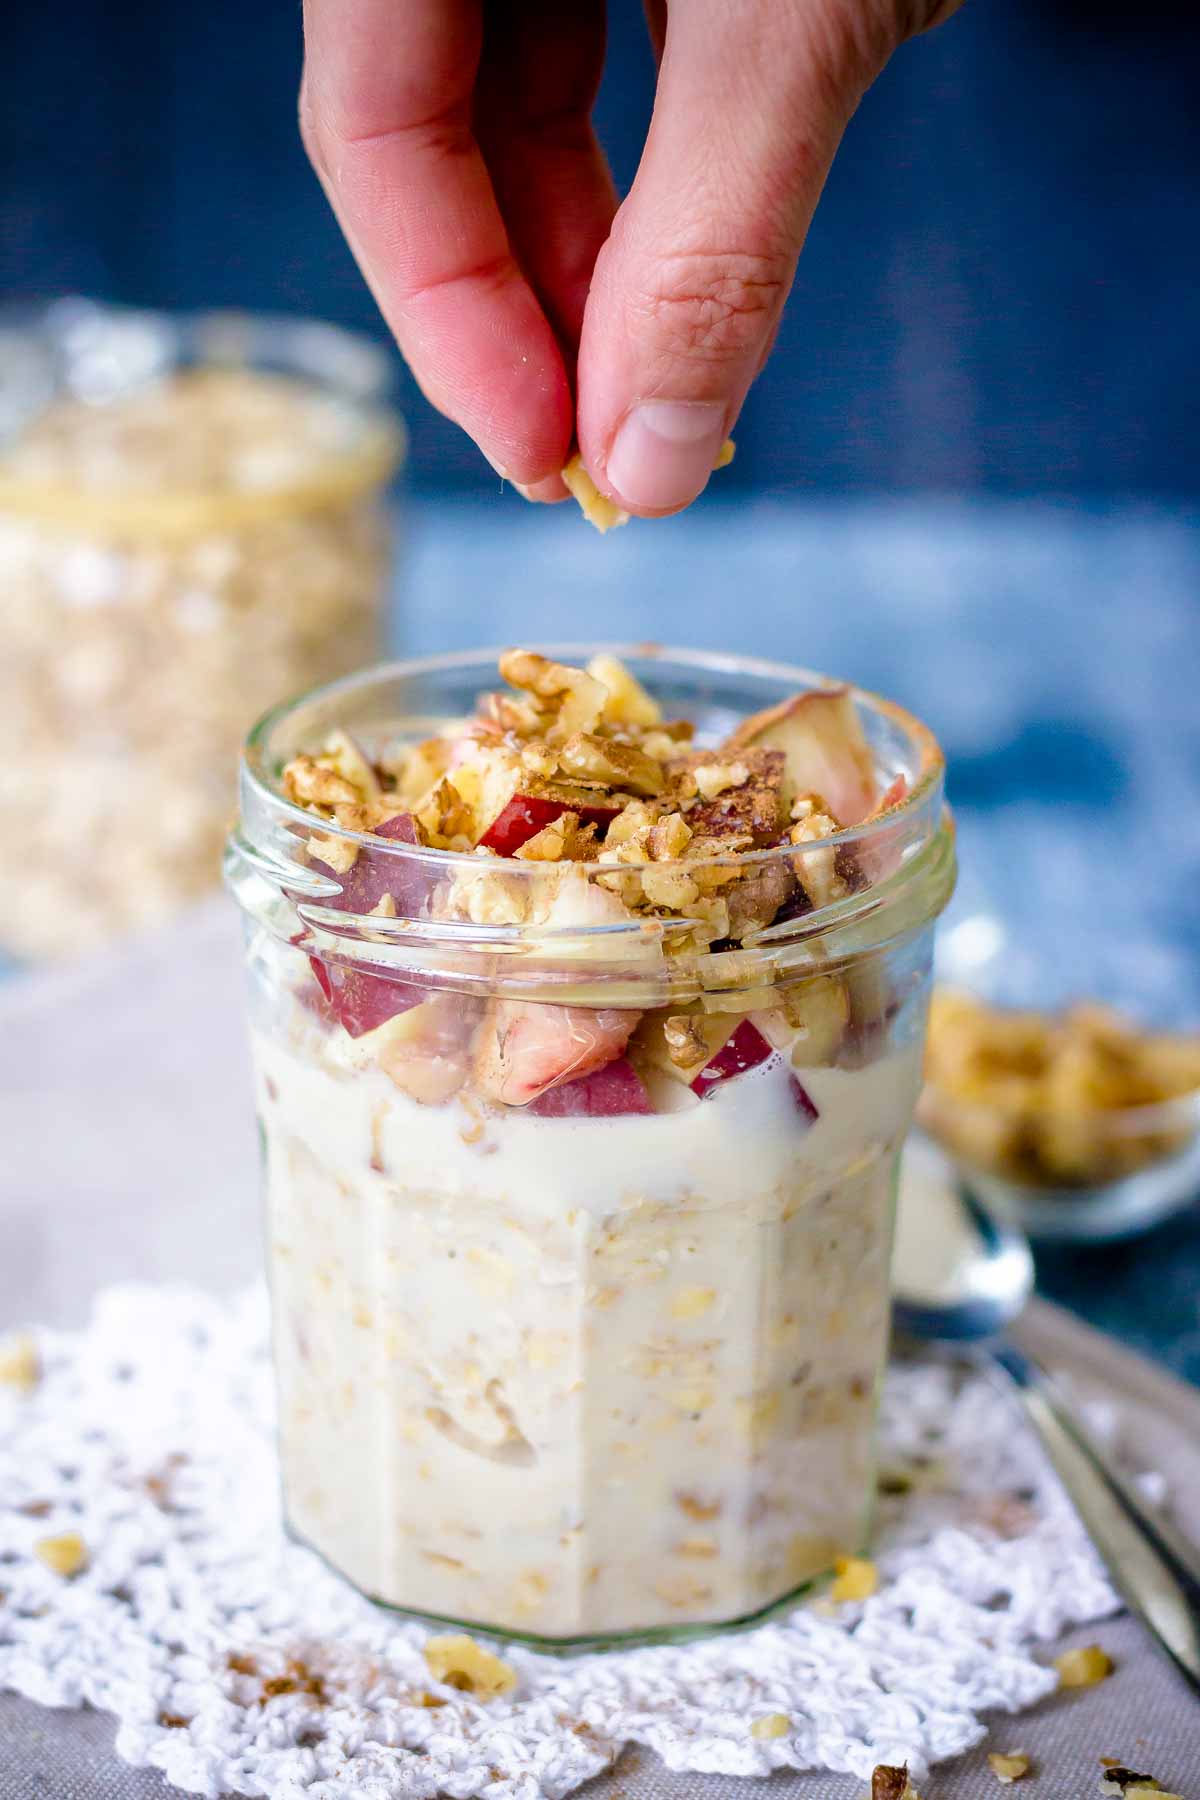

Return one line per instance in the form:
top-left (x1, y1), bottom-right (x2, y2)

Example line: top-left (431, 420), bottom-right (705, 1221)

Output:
top-left (577, 0), bottom-right (896, 516)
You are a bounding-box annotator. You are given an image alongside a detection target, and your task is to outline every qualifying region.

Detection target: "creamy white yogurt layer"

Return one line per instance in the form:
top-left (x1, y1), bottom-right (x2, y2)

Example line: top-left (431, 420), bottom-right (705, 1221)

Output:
top-left (254, 1028), bottom-right (919, 1640)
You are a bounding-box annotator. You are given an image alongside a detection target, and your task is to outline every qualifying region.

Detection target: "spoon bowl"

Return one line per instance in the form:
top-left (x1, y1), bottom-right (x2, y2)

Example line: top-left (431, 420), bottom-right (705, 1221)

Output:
top-left (893, 1135), bottom-right (1034, 1341)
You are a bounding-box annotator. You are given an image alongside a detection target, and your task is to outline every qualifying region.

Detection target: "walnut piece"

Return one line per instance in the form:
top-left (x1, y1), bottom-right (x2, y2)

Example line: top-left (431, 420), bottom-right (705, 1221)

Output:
top-left (923, 990), bottom-right (1200, 1188)
top-left (562, 440), bottom-right (735, 532)
top-left (871, 1765), bottom-right (920, 1800)
top-left (671, 747), bottom-right (786, 847)
top-left (558, 731), bottom-right (664, 797)
top-left (1099, 1770), bottom-right (1161, 1796)
top-left (498, 649), bottom-right (606, 744)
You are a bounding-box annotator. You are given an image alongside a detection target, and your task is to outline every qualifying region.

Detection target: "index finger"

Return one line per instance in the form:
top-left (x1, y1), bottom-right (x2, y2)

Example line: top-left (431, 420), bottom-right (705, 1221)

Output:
top-left (301, 0), bottom-right (573, 485)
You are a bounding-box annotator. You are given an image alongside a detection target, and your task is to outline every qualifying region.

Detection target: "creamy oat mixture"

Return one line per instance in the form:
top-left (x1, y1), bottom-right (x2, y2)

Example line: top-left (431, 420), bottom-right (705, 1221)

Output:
top-left (0, 369), bottom-right (397, 959)
top-left (253, 650), bottom-right (923, 1638)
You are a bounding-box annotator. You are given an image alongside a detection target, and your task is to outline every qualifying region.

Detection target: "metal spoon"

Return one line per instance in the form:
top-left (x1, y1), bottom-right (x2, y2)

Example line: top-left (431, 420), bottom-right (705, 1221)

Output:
top-left (893, 1136), bottom-right (1200, 1693)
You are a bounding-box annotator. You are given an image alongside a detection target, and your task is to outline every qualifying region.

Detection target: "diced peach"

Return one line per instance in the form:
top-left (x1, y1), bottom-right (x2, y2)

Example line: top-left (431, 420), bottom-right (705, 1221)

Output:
top-left (473, 999), bottom-right (639, 1107)
top-left (372, 995), bottom-right (478, 1105)
top-left (756, 975), bottom-right (850, 1068)
top-left (724, 687), bottom-right (877, 826)
top-left (526, 1057), bottom-right (652, 1116)
top-left (479, 792), bottom-right (620, 856)
top-left (690, 1020), bottom-right (777, 1096)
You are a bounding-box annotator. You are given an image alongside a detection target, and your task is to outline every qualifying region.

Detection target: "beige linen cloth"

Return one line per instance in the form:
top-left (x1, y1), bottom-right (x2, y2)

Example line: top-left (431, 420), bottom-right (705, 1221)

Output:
top-left (1, 900), bottom-right (1197, 1798)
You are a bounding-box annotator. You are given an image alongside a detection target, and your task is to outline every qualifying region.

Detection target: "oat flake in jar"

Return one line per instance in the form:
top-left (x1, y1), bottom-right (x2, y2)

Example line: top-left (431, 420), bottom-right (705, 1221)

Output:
top-left (225, 646), bottom-right (956, 1648)
top-left (0, 301), bottom-right (403, 960)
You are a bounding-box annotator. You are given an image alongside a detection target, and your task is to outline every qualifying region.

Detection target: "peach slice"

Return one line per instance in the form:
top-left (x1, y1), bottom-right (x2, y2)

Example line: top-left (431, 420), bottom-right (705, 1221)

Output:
top-left (690, 1019), bottom-right (777, 1096)
top-left (724, 687), bottom-right (877, 826)
top-left (473, 999), bottom-right (639, 1107)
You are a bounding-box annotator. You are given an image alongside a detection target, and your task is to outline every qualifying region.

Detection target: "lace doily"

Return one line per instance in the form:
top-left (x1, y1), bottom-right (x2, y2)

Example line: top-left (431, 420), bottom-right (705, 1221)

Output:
top-left (0, 1285), bottom-right (1121, 1799)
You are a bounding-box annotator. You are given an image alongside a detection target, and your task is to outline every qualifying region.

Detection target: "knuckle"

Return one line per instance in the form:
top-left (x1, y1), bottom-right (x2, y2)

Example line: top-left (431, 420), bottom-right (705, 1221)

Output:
top-left (630, 249), bottom-right (789, 366)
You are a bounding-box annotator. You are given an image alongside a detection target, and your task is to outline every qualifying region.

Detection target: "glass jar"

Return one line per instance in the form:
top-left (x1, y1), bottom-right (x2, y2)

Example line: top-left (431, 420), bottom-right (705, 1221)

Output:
top-left (0, 300), bottom-right (404, 961)
top-left (225, 647), bottom-right (955, 1648)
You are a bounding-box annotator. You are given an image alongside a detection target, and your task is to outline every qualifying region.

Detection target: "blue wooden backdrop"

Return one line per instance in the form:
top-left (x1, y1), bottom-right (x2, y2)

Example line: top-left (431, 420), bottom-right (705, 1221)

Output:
top-left (4, 0), bottom-right (1198, 494)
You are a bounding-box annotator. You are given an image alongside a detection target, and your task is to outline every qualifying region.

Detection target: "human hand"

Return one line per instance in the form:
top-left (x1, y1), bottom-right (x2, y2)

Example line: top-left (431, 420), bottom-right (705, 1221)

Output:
top-left (300, 0), bottom-right (960, 516)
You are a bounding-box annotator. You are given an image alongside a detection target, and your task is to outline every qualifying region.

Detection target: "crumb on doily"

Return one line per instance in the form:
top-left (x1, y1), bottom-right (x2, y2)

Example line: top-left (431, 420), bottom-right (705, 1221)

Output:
top-left (750, 1712), bottom-right (790, 1740)
top-left (1055, 1644), bottom-right (1113, 1688)
top-left (33, 1532), bottom-right (88, 1577)
top-left (0, 1333), bottom-right (40, 1392)
top-left (831, 1555), bottom-right (878, 1602)
top-left (158, 1711), bottom-right (190, 1729)
top-left (423, 1633), bottom-right (518, 1699)
top-left (257, 1658), bottom-right (328, 1705)
top-left (988, 1750), bottom-right (1032, 1783)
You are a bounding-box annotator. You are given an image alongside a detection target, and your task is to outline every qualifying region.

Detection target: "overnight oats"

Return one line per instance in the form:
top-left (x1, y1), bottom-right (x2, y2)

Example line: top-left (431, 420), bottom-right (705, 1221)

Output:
top-left (225, 647), bottom-right (955, 1645)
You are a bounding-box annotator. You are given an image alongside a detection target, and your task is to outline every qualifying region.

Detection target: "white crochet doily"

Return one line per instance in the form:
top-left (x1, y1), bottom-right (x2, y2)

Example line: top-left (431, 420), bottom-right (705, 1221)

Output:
top-left (0, 1285), bottom-right (1122, 1799)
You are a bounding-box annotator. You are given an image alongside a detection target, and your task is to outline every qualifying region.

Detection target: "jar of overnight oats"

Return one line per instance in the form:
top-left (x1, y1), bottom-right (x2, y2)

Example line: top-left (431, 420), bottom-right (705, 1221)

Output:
top-left (225, 646), bottom-right (955, 1648)
top-left (0, 300), bottom-right (403, 961)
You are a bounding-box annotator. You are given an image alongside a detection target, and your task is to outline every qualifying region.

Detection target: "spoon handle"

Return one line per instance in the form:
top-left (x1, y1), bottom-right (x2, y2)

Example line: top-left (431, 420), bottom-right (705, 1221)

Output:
top-left (991, 1341), bottom-right (1200, 1694)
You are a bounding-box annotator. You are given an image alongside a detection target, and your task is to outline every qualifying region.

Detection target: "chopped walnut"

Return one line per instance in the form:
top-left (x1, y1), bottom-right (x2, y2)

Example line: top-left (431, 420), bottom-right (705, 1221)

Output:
top-left (34, 1532), bottom-right (89, 1577)
top-left (306, 830), bottom-right (359, 875)
top-left (562, 441), bottom-right (735, 531)
top-left (514, 812), bottom-right (598, 863)
top-left (561, 454), bottom-right (629, 532)
top-left (640, 867), bottom-right (701, 912)
top-left (662, 1014), bottom-right (735, 1076)
top-left (321, 729), bottom-right (381, 801)
top-left (1054, 1644), bottom-right (1113, 1688)
top-left (671, 747), bottom-right (786, 847)
top-left (988, 1751), bottom-right (1032, 1784)
top-left (422, 1633), bottom-right (518, 1699)
top-left (872, 1765), bottom-right (920, 1800)
top-left (587, 654), bottom-right (662, 728)
top-left (415, 778), bottom-right (477, 850)
top-left (0, 1333), bottom-right (40, 1392)
top-left (922, 989), bottom-right (1200, 1188)
top-left (558, 731), bottom-right (664, 797)
top-left (788, 797), bottom-right (851, 910)
top-left (497, 649), bottom-right (606, 744)
top-left (285, 754), bottom-right (361, 812)
top-left (692, 760), bottom-right (750, 802)
top-left (647, 812), bottom-right (693, 860)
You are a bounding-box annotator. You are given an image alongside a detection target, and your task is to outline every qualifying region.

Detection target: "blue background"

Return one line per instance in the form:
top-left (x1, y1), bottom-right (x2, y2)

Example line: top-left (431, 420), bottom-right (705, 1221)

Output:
top-left (4, 0), bottom-right (1199, 495)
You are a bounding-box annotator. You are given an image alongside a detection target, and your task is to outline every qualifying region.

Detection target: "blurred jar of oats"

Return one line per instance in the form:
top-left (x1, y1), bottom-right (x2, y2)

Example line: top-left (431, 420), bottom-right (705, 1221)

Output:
top-left (0, 300), bottom-right (404, 961)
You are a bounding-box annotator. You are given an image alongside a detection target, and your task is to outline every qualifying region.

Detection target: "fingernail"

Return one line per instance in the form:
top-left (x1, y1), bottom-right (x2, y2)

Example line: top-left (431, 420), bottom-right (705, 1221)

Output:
top-left (606, 401), bottom-right (727, 512)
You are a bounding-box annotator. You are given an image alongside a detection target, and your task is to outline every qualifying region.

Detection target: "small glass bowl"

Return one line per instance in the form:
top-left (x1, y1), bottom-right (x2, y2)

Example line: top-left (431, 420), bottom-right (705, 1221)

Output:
top-left (918, 910), bottom-right (1200, 1242)
top-left (915, 1088), bottom-right (1200, 1243)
